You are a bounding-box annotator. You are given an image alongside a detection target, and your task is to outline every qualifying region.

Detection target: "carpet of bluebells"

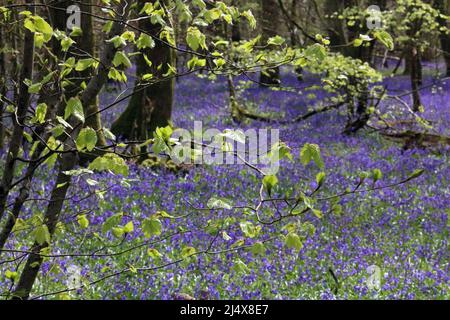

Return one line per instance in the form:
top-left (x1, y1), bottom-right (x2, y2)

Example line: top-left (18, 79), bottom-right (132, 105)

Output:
top-left (1, 64), bottom-right (449, 300)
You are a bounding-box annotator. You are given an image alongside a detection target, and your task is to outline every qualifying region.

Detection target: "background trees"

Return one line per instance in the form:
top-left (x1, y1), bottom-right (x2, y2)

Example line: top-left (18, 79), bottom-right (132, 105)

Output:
top-left (0, 0), bottom-right (448, 300)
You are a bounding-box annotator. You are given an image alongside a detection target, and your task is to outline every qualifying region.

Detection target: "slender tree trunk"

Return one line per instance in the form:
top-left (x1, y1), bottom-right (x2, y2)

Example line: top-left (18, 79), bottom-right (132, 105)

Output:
top-left (11, 1), bottom-right (131, 300)
top-left (411, 46), bottom-right (423, 112)
top-left (259, 0), bottom-right (281, 86)
top-left (0, 0), bottom-right (70, 246)
top-left (231, 0), bottom-right (241, 42)
top-left (112, 0), bottom-right (175, 142)
top-left (48, 0), bottom-right (106, 146)
top-left (0, 0), bottom-right (35, 222)
top-left (324, 0), bottom-right (347, 49)
top-left (79, 1), bottom-right (106, 146)
top-left (0, 137), bottom-right (50, 251)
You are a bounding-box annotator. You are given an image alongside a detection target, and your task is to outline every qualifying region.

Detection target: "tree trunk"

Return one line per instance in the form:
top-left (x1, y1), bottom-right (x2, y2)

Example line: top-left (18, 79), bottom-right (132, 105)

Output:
top-left (48, 0), bottom-right (106, 146)
top-left (0, 23), bottom-right (6, 149)
top-left (231, 0), bottom-right (241, 42)
top-left (11, 1), bottom-right (131, 300)
top-left (324, 0), bottom-right (347, 49)
top-left (411, 46), bottom-right (423, 112)
top-left (0, 0), bottom-right (35, 222)
top-left (259, 0), bottom-right (281, 86)
top-left (112, 0), bottom-right (175, 142)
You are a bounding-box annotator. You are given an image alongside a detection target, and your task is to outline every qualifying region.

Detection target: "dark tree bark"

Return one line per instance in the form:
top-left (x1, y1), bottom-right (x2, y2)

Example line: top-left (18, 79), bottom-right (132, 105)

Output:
top-left (112, 0), bottom-right (175, 142)
top-left (0, 0), bottom-right (100, 251)
top-left (0, 23), bottom-right (6, 149)
top-left (259, 0), bottom-right (281, 86)
top-left (231, 0), bottom-right (241, 42)
top-left (0, 0), bottom-right (35, 222)
top-left (11, 1), bottom-right (131, 300)
top-left (410, 47), bottom-right (423, 112)
top-left (323, 0), bottom-right (347, 49)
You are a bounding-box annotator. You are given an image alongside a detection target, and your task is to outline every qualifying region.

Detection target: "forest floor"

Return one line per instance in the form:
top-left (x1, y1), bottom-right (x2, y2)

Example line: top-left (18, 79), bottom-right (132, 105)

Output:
top-left (1, 66), bottom-right (449, 300)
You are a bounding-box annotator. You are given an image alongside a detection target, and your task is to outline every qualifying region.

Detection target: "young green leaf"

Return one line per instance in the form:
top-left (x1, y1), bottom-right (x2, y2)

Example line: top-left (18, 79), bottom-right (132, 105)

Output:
top-left (300, 143), bottom-right (324, 169)
top-left (76, 127), bottom-right (97, 152)
top-left (142, 217), bottom-right (162, 237)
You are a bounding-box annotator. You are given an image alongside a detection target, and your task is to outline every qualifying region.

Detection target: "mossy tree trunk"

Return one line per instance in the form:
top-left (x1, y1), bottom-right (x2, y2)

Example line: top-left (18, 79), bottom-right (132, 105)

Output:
top-left (112, 0), bottom-right (175, 143)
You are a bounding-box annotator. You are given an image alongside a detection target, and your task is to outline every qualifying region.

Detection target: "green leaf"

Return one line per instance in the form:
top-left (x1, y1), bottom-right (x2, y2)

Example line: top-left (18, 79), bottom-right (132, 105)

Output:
top-left (181, 246), bottom-right (196, 258)
top-left (76, 127), bottom-right (97, 152)
top-left (374, 30), bottom-right (394, 51)
top-left (300, 143), bottom-right (324, 169)
top-left (204, 8), bottom-right (222, 23)
top-left (354, 38), bottom-right (363, 47)
top-left (372, 168), bottom-right (383, 182)
top-left (233, 258), bottom-right (249, 274)
top-left (239, 221), bottom-right (260, 238)
top-left (316, 172), bottom-right (326, 187)
top-left (186, 26), bottom-right (206, 51)
top-left (312, 209), bottom-right (323, 219)
top-left (142, 217), bottom-right (162, 237)
top-left (64, 97), bottom-right (84, 122)
top-left (187, 56), bottom-right (207, 69)
top-left (107, 35), bottom-right (126, 48)
top-left (123, 221), bottom-right (134, 233)
top-left (263, 175), bottom-right (278, 196)
top-left (267, 35), bottom-right (285, 46)
top-left (285, 232), bottom-right (303, 251)
top-left (112, 227), bottom-right (124, 238)
top-left (28, 82), bottom-right (42, 94)
top-left (34, 225), bottom-right (51, 245)
top-left (192, 0), bottom-right (206, 10)
top-left (75, 58), bottom-right (96, 71)
top-left (112, 51), bottom-right (132, 68)
top-left (136, 33), bottom-right (155, 49)
top-left (61, 37), bottom-right (75, 52)
top-left (207, 197), bottom-right (233, 210)
top-left (33, 103), bottom-right (47, 124)
top-left (147, 248), bottom-right (162, 259)
top-left (305, 44), bottom-right (327, 62)
top-left (241, 10), bottom-right (256, 29)
top-left (70, 26), bottom-right (83, 37)
top-left (33, 16), bottom-right (53, 41)
top-left (102, 213), bottom-right (123, 234)
top-left (77, 215), bottom-right (89, 229)
top-left (89, 153), bottom-right (129, 176)
top-left (250, 242), bottom-right (265, 256)
top-left (5, 270), bottom-right (18, 282)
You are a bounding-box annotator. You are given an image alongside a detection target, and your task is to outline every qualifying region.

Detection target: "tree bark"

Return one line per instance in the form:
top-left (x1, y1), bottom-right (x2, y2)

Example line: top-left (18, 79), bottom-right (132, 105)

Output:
top-left (259, 0), bottom-right (281, 86)
top-left (411, 47), bottom-right (423, 112)
top-left (48, 0), bottom-right (106, 146)
top-left (0, 23), bottom-right (6, 149)
top-left (112, 0), bottom-right (175, 141)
